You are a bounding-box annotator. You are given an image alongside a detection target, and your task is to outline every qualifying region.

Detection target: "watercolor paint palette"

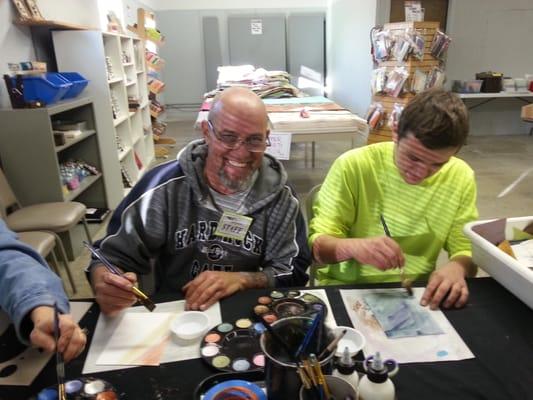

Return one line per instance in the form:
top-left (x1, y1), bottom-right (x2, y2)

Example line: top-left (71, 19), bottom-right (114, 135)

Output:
top-left (201, 318), bottom-right (266, 373)
top-left (35, 378), bottom-right (118, 400)
top-left (253, 290), bottom-right (327, 323)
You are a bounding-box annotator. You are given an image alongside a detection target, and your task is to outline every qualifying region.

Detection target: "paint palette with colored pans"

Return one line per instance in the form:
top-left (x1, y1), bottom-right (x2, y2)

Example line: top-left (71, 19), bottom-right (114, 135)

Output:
top-left (201, 318), bottom-right (266, 373)
top-left (36, 378), bottom-right (118, 400)
top-left (253, 290), bottom-right (327, 323)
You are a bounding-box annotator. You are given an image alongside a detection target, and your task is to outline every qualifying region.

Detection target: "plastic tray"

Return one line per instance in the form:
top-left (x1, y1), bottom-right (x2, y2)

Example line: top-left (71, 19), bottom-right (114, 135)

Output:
top-left (57, 72), bottom-right (89, 99)
top-left (464, 216), bottom-right (533, 309)
top-left (17, 73), bottom-right (71, 105)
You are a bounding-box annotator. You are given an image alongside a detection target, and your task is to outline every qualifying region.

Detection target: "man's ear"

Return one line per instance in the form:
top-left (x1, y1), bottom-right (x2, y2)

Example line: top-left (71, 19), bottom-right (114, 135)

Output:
top-left (392, 127), bottom-right (399, 144)
top-left (200, 120), bottom-right (210, 141)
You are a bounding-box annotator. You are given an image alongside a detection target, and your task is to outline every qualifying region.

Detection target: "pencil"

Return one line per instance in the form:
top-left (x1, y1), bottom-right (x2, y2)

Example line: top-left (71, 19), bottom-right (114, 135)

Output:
top-left (83, 241), bottom-right (156, 311)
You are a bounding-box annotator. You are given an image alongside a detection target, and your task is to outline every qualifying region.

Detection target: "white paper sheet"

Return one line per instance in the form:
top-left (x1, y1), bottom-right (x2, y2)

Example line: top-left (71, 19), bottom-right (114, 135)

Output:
top-left (511, 239), bottom-right (533, 268)
top-left (0, 302), bottom-right (92, 386)
top-left (83, 300), bottom-right (222, 374)
top-left (301, 289), bottom-right (338, 328)
top-left (265, 132), bottom-right (292, 160)
top-left (96, 313), bottom-right (175, 366)
top-left (339, 288), bottom-right (474, 364)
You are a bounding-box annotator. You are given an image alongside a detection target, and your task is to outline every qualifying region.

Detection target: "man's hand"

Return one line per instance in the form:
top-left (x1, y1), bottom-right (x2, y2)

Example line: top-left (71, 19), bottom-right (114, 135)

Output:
top-left (183, 271), bottom-right (267, 311)
top-left (29, 306), bottom-right (87, 362)
top-left (348, 237), bottom-right (405, 270)
top-left (313, 235), bottom-right (405, 271)
top-left (421, 261), bottom-right (469, 310)
top-left (91, 265), bottom-right (138, 316)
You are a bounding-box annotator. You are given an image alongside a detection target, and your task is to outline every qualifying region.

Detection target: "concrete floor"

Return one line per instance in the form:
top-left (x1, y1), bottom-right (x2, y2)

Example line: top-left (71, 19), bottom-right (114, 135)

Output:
top-left (65, 119), bottom-right (533, 299)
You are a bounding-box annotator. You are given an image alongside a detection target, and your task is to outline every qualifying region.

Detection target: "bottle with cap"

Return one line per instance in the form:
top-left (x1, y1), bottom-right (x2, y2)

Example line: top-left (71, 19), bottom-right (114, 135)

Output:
top-left (332, 346), bottom-right (359, 390)
top-left (358, 352), bottom-right (398, 400)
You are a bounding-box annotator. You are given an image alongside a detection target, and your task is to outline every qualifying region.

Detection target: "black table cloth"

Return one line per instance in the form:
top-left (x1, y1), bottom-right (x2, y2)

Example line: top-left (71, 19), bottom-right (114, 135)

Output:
top-left (1, 277), bottom-right (532, 400)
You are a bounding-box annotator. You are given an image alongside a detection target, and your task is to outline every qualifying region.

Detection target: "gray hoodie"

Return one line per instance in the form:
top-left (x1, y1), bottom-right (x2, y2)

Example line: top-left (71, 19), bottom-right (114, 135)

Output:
top-left (97, 140), bottom-right (310, 292)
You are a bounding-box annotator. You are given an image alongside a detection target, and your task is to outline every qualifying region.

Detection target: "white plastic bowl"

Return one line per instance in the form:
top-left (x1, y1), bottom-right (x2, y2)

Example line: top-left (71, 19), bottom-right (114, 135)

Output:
top-left (332, 326), bottom-right (366, 358)
top-left (171, 311), bottom-right (210, 341)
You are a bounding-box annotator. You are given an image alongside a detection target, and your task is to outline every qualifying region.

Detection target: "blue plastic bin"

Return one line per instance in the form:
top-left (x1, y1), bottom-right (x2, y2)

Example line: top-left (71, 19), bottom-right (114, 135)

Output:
top-left (17, 73), bottom-right (71, 105)
top-left (57, 72), bottom-right (89, 99)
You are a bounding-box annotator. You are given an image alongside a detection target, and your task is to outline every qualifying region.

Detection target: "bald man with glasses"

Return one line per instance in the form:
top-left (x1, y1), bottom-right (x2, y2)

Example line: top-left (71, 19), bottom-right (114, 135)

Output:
top-left (89, 87), bottom-right (310, 315)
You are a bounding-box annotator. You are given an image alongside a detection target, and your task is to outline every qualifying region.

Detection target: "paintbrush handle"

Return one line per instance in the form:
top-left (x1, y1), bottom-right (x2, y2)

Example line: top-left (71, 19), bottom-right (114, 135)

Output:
top-left (380, 214), bottom-right (391, 237)
top-left (318, 328), bottom-right (347, 360)
top-left (83, 242), bottom-right (156, 311)
top-left (83, 242), bottom-right (122, 275)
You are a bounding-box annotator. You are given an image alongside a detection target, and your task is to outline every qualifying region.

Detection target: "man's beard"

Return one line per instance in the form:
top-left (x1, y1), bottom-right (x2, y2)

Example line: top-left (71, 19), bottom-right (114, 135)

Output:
top-left (218, 168), bottom-right (254, 193)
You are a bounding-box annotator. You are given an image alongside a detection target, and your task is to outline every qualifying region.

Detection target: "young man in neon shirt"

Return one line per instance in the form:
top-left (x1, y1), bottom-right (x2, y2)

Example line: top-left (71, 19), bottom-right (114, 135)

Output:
top-left (309, 89), bottom-right (478, 309)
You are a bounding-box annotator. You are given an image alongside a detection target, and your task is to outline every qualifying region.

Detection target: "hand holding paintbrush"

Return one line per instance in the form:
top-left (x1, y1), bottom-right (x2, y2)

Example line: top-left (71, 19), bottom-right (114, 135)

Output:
top-left (84, 242), bottom-right (156, 312)
top-left (379, 215), bottom-right (413, 296)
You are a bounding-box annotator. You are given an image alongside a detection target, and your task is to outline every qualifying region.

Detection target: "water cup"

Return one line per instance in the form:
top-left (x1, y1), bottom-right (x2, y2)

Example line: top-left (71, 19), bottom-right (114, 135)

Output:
top-left (259, 316), bottom-right (335, 400)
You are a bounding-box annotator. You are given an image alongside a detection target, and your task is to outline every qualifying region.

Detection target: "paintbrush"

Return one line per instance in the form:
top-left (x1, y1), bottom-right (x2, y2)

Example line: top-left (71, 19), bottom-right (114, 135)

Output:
top-left (294, 311), bottom-right (322, 360)
top-left (379, 215), bottom-right (413, 296)
top-left (54, 303), bottom-right (66, 400)
top-left (83, 242), bottom-right (156, 312)
top-left (317, 328), bottom-right (347, 360)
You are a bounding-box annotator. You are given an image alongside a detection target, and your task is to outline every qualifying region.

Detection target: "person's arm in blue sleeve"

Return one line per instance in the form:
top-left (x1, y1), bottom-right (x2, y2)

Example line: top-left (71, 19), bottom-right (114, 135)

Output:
top-left (0, 220), bottom-right (86, 361)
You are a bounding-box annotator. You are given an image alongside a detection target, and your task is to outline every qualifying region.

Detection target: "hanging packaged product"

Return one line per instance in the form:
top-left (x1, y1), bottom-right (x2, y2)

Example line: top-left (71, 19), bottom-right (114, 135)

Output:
top-left (392, 31), bottom-right (411, 62)
top-left (426, 67), bottom-right (446, 89)
top-left (388, 103), bottom-right (405, 130)
top-left (371, 67), bottom-right (387, 95)
top-left (384, 67), bottom-right (409, 97)
top-left (366, 102), bottom-right (385, 130)
top-left (430, 30), bottom-right (452, 59)
top-left (406, 28), bottom-right (425, 61)
top-left (371, 27), bottom-right (392, 63)
top-left (411, 69), bottom-right (427, 93)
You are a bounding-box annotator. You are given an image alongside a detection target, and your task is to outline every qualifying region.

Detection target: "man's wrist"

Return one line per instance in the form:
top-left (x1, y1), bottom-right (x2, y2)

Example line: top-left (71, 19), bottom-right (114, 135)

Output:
top-left (449, 255), bottom-right (476, 278)
top-left (239, 272), bottom-right (268, 289)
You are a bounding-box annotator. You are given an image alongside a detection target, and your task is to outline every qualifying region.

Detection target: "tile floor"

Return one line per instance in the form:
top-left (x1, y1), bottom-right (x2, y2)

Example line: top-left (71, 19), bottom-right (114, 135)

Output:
top-left (65, 118), bottom-right (533, 299)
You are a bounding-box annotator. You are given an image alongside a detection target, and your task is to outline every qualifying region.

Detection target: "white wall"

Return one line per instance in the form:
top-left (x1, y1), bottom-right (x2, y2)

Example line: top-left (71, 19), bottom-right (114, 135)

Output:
top-left (446, 0), bottom-right (533, 135)
top-left (0, 2), bottom-right (36, 108)
top-left (150, 0), bottom-right (326, 10)
top-left (327, 0), bottom-right (377, 116)
top-left (157, 7), bottom-right (326, 106)
top-left (37, 0), bottom-right (100, 26)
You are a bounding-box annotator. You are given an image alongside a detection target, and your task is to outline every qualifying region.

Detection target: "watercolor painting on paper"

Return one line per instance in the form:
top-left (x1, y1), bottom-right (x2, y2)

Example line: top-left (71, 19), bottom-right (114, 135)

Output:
top-left (363, 292), bottom-right (444, 338)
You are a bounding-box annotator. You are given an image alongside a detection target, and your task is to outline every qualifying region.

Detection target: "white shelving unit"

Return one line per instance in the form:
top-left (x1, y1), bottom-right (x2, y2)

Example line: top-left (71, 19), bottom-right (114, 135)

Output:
top-left (53, 30), bottom-right (154, 204)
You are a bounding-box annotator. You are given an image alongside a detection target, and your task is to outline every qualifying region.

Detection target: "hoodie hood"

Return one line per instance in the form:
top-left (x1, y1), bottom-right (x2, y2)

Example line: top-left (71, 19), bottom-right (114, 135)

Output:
top-left (179, 139), bottom-right (288, 214)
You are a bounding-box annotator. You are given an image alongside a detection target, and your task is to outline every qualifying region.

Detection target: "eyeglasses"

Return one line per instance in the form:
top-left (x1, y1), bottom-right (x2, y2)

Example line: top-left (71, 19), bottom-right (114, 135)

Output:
top-left (207, 120), bottom-right (270, 152)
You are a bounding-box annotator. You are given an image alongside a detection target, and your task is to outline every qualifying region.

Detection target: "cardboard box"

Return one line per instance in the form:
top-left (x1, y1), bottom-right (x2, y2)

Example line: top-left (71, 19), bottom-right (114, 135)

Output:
top-left (464, 217), bottom-right (533, 309)
top-left (521, 104), bottom-right (533, 120)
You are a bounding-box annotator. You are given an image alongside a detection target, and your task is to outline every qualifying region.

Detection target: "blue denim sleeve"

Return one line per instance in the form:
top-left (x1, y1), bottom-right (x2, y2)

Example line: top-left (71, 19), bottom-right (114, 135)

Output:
top-left (0, 220), bottom-right (69, 344)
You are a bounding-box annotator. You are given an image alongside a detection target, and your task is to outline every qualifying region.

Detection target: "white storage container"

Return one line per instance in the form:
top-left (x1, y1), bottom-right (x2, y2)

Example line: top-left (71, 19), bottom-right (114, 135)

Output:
top-left (464, 216), bottom-right (533, 309)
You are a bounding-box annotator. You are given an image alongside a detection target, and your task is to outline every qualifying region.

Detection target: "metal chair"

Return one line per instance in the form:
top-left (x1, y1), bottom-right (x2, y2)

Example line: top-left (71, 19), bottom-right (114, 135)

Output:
top-left (304, 184), bottom-right (322, 286)
top-left (0, 168), bottom-right (93, 293)
top-left (17, 230), bottom-right (64, 277)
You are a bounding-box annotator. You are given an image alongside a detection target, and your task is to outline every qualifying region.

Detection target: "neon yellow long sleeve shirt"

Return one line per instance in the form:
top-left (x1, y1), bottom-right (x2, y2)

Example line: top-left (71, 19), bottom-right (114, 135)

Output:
top-left (308, 142), bottom-right (478, 285)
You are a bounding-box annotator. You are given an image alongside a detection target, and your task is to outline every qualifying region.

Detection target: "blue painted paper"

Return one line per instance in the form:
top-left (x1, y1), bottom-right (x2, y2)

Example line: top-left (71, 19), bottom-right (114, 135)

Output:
top-left (363, 292), bottom-right (444, 339)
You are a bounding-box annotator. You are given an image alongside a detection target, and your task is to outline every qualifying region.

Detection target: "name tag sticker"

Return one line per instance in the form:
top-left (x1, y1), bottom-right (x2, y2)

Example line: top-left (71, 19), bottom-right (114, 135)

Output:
top-left (214, 212), bottom-right (253, 241)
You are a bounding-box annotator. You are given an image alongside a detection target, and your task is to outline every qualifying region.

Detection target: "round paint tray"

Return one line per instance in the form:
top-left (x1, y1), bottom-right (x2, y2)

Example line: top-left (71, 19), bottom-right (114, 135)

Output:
top-left (201, 318), bottom-right (265, 373)
top-left (253, 290), bottom-right (327, 323)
